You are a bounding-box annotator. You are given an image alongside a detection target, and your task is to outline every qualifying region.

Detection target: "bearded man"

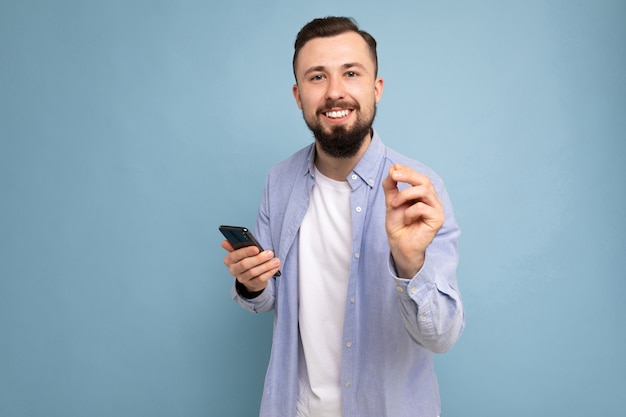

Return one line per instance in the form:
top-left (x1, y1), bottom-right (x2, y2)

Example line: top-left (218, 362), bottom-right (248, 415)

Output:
top-left (221, 16), bottom-right (465, 417)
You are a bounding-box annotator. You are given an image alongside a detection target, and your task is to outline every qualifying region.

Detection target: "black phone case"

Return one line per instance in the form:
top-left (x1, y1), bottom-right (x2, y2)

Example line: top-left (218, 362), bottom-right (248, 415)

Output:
top-left (218, 225), bottom-right (281, 277)
top-left (219, 225), bottom-right (263, 250)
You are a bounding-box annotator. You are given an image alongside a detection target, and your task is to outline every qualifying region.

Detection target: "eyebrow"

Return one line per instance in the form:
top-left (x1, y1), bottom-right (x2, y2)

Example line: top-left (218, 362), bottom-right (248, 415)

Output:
top-left (302, 62), bottom-right (368, 77)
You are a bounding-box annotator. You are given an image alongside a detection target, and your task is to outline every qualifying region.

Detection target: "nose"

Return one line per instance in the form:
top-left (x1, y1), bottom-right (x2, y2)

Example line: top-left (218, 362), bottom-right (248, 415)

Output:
top-left (325, 75), bottom-right (345, 101)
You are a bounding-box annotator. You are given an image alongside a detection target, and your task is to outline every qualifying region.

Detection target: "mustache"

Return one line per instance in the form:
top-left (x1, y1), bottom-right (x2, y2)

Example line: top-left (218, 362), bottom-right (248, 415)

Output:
top-left (317, 100), bottom-right (360, 114)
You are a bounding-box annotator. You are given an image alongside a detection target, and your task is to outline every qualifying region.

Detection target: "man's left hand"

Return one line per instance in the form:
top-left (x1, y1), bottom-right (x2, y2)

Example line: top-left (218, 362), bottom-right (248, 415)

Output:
top-left (381, 164), bottom-right (445, 278)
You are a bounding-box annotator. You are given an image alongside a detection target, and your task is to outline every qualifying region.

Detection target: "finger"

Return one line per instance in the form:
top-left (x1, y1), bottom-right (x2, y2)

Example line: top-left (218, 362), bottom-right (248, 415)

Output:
top-left (221, 240), bottom-right (235, 252)
top-left (383, 164), bottom-right (437, 208)
top-left (239, 269), bottom-right (274, 293)
top-left (382, 164), bottom-right (400, 193)
top-left (224, 245), bottom-right (262, 265)
top-left (388, 164), bottom-right (431, 187)
top-left (402, 201), bottom-right (445, 229)
top-left (382, 167), bottom-right (399, 203)
top-left (224, 247), bottom-right (259, 276)
top-left (234, 254), bottom-right (281, 292)
top-left (393, 182), bottom-right (442, 210)
top-left (238, 255), bottom-right (281, 282)
top-left (225, 248), bottom-right (275, 277)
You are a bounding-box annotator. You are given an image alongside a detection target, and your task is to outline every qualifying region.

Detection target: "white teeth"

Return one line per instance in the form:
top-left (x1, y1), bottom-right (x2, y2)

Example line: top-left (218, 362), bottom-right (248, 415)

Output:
top-left (326, 110), bottom-right (350, 119)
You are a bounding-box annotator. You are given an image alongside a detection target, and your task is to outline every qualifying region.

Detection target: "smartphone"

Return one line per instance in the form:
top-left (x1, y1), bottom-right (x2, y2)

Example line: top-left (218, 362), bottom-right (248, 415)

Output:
top-left (218, 225), bottom-right (281, 276)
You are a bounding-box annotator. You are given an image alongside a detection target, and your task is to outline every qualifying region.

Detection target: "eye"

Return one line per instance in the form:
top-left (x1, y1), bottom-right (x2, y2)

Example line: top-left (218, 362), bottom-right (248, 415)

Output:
top-left (346, 71), bottom-right (358, 78)
top-left (310, 74), bottom-right (325, 82)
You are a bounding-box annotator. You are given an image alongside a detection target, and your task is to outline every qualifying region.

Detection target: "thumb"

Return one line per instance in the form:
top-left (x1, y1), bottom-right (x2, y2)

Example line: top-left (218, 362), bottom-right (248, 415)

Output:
top-left (382, 165), bottom-right (401, 204)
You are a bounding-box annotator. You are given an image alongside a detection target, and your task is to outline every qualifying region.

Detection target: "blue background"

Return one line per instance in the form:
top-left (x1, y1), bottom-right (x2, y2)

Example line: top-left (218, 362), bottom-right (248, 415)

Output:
top-left (1, 1), bottom-right (625, 416)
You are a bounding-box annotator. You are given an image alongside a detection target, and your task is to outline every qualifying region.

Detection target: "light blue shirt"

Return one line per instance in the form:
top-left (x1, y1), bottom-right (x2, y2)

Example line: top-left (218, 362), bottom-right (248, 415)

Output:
top-left (232, 131), bottom-right (464, 417)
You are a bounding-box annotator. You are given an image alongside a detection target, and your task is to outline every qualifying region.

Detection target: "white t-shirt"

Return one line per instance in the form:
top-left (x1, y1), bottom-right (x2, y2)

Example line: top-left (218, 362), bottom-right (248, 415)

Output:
top-left (297, 167), bottom-right (352, 417)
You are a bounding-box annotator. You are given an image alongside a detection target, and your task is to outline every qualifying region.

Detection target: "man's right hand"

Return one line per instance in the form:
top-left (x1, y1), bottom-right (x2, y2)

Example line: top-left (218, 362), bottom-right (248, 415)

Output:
top-left (221, 240), bottom-right (281, 293)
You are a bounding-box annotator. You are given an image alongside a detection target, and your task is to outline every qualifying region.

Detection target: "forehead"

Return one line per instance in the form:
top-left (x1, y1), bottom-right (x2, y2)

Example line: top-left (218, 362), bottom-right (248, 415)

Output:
top-left (295, 31), bottom-right (375, 75)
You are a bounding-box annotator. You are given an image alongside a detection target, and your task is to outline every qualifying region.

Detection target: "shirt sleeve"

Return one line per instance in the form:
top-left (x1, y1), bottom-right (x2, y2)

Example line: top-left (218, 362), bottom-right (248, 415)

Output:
top-left (231, 278), bottom-right (276, 313)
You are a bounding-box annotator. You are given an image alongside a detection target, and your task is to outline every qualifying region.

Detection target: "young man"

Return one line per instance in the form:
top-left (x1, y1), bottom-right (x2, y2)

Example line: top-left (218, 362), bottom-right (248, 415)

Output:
top-left (221, 16), bottom-right (464, 417)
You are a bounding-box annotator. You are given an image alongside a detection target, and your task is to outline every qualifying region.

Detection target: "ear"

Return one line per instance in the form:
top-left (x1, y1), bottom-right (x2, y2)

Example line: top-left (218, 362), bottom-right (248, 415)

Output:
top-left (292, 83), bottom-right (303, 109)
top-left (374, 77), bottom-right (384, 104)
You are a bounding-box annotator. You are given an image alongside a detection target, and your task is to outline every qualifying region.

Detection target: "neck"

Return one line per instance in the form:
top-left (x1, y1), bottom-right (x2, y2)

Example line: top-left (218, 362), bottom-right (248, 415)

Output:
top-left (314, 134), bottom-right (372, 181)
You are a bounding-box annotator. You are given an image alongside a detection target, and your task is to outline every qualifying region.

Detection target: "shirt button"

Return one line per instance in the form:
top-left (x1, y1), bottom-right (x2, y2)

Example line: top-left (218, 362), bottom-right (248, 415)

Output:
top-left (409, 287), bottom-right (417, 295)
top-left (355, 206), bottom-right (362, 213)
top-left (345, 381), bottom-right (351, 388)
top-left (354, 252), bottom-right (360, 259)
top-left (368, 178), bottom-right (374, 185)
top-left (421, 316), bottom-right (428, 323)
top-left (350, 297), bottom-right (355, 304)
top-left (351, 174), bottom-right (358, 180)
top-left (396, 286), bottom-right (404, 293)
top-left (346, 341), bottom-right (352, 348)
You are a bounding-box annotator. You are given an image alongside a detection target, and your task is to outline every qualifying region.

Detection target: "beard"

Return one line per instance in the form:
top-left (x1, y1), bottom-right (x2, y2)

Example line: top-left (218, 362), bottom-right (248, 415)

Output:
top-left (304, 101), bottom-right (377, 159)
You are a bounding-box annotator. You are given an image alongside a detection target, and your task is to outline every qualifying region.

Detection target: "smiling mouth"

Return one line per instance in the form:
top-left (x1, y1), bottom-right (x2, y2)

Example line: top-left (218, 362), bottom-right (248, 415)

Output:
top-left (324, 109), bottom-right (351, 119)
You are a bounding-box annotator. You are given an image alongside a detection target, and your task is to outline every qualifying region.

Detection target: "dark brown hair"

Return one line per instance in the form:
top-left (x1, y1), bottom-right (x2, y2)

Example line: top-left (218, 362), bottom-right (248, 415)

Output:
top-left (292, 16), bottom-right (378, 82)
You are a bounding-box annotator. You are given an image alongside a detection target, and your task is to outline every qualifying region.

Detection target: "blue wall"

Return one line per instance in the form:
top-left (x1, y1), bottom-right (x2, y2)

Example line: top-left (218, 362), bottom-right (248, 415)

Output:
top-left (1, 1), bottom-right (624, 416)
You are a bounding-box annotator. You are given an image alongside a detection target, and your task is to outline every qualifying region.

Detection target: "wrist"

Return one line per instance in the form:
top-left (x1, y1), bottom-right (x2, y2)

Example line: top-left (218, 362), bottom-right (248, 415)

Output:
top-left (235, 280), bottom-right (265, 299)
top-left (390, 250), bottom-right (425, 279)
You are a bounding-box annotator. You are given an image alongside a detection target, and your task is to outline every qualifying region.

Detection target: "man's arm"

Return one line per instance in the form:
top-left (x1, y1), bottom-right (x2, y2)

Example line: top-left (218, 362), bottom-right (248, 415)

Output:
top-left (382, 164), bottom-right (464, 352)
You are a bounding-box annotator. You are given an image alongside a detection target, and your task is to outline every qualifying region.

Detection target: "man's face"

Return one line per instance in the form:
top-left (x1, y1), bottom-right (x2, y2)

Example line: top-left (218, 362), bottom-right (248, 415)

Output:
top-left (292, 31), bottom-right (384, 158)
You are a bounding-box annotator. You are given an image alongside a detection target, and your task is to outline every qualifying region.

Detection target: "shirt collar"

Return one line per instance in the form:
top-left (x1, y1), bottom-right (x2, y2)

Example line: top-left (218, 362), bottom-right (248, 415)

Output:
top-left (305, 129), bottom-right (385, 189)
top-left (351, 129), bottom-right (385, 189)
top-left (306, 145), bottom-right (316, 178)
